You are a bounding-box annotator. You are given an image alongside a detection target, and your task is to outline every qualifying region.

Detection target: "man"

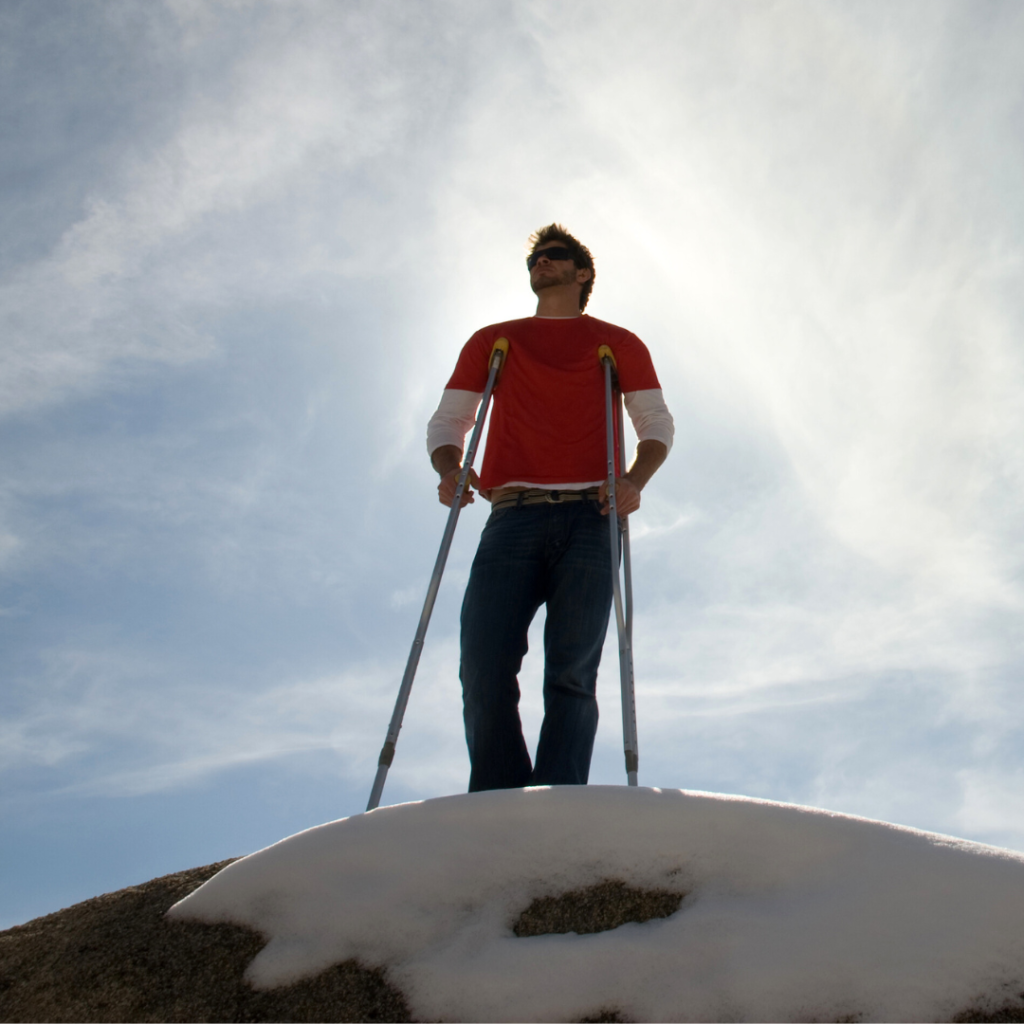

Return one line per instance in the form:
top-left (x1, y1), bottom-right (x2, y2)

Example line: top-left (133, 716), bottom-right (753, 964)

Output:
top-left (426, 224), bottom-right (674, 792)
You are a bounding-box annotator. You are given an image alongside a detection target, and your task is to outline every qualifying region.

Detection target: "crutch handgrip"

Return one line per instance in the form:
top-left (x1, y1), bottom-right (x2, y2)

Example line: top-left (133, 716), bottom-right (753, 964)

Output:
top-left (597, 344), bottom-right (617, 370)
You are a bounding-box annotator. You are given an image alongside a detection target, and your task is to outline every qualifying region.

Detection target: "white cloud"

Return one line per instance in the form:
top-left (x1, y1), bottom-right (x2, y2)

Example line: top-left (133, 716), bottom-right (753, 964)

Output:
top-left (5, 1), bottom-right (1024, 895)
top-left (956, 768), bottom-right (1024, 849)
top-left (0, 631), bottom-right (470, 803)
top-left (0, 1), bottom-right (473, 418)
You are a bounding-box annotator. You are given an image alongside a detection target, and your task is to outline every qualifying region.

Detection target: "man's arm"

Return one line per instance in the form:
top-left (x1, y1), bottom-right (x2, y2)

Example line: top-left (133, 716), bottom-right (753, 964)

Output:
top-left (625, 438), bottom-right (668, 491)
top-left (430, 444), bottom-right (462, 478)
top-left (431, 444), bottom-right (482, 508)
top-left (597, 385), bottom-right (673, 517)
top-left (598, 439), bottom-right (668, 517)
top-left (427, 389), bottom-right (484, 508)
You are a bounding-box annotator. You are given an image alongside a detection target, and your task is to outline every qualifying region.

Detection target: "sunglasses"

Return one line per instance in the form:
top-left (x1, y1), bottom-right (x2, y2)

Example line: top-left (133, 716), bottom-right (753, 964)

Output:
top-left (526, 246), bottom-right (575, 269)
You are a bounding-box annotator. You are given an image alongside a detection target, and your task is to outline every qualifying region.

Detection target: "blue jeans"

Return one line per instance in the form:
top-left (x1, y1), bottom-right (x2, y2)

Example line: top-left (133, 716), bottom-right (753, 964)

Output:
top-left (460, 498), bottom-right (614, 791)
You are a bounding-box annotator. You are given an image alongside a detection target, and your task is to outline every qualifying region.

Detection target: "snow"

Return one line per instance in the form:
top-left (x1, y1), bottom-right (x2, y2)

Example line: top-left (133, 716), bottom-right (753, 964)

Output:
top-left (167, 786), bottom-right (1024, 1022)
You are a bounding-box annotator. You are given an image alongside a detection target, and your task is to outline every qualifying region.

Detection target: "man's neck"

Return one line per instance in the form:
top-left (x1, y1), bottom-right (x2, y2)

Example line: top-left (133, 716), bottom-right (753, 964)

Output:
top-left (534, 288), bottom-right (583, 318)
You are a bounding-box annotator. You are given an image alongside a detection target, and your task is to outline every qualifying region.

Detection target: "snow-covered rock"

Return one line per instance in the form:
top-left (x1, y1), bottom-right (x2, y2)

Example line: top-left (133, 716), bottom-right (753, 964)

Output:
top-left (168, 786), bottom-right (1024, 1022)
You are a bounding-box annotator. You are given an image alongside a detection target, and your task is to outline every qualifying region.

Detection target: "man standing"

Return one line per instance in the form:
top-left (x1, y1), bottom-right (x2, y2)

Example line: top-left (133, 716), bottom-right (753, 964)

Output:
top-left (427, 224), bottom-right (674, 792)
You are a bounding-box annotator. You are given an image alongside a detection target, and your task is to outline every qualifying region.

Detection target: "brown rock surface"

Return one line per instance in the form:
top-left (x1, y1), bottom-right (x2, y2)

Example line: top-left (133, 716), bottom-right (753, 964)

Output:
top-left (513, 879), bottom-right (683, 937)
top-left (0, 860), bottom-right (410, 1023)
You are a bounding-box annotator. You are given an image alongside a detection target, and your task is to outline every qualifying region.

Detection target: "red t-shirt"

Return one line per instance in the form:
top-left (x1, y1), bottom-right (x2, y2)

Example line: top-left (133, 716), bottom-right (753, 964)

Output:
top-left (445, 315), bottom-right (662, 490)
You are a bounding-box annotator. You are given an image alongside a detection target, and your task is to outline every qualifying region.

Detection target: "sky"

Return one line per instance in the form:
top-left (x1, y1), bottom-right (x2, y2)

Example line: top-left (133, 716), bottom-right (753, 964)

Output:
top-left (2, 0), bottom-right (1024, 929)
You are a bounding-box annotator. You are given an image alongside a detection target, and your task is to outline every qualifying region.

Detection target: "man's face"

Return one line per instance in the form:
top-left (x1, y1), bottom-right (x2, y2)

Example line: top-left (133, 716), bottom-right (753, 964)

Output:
top-left (528, 242), bottom-right (583, 294)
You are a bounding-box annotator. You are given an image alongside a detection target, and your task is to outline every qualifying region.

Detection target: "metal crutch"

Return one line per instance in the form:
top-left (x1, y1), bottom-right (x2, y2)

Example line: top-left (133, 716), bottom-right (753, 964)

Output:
top-left (367, 337), bottom-right (509, 811)
top-left (598, 344), bottom-right (639, 786)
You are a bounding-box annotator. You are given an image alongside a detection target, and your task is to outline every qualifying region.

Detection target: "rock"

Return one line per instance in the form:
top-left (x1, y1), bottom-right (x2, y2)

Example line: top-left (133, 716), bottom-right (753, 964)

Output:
top-left (513, 879), bottom-right (683, 937)
top-left (0, 862), bottom-right (410, 1023)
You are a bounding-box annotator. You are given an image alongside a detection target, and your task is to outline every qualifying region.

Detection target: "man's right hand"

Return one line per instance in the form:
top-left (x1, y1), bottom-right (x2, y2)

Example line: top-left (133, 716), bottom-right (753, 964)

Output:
top-left (438, 467), bottom-right (482, 508)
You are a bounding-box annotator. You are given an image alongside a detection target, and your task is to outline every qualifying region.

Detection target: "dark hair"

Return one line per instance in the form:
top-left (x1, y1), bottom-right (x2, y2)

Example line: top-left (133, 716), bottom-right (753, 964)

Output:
top-left (528, 223), bottom-right (595, 311)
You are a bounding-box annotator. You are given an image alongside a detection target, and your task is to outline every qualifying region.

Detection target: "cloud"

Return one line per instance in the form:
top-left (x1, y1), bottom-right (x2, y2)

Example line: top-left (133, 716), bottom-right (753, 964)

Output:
top-left (0, 0), bottom-right (492, 418)
top-left (4, 1), bottom-right (1024, 885)
top-left (0, 627), bottom-right (471, 804)
top-left (956, 768), bottom-right (1024, 849)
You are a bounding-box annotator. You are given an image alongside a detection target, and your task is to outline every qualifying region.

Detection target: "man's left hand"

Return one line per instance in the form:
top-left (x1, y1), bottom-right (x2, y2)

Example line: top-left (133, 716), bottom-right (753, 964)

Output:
top-left (598, 477), bottom-right (641, 517)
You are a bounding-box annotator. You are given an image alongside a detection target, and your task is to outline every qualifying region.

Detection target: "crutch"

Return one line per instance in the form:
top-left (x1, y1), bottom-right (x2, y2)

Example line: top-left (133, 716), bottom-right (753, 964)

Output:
top-left (367, 337), bottom-right (509, 811)
top-left (598, 345), bottom-right (639, 786)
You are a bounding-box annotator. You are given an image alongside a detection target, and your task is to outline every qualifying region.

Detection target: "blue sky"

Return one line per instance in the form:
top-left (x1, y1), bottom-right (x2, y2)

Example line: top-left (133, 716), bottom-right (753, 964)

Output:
top-left (3, 0), bottom-right (1024, 929)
